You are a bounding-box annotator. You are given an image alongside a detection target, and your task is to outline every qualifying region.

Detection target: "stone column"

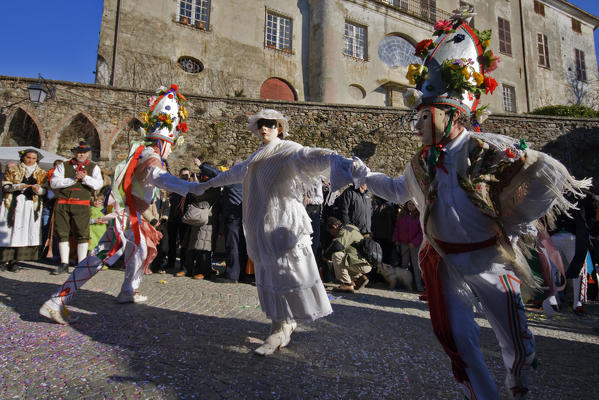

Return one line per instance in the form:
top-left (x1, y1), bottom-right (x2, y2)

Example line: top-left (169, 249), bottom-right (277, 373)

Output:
top-left (308, 0), bottom-right (345, 103)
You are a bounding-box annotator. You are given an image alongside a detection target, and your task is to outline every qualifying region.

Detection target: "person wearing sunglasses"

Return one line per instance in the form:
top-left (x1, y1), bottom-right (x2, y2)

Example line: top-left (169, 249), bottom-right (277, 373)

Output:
top-left (194, 109), bottom-right (343, 355)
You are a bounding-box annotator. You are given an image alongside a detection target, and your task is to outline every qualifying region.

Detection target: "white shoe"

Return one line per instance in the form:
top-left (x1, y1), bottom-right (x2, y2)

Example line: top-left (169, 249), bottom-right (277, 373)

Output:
top-left (39, 300), bottom-right (79, 325)
top-left (116, 291), bottom-right (148, 303)
top-left (254, 320), bottom-right (297, 356)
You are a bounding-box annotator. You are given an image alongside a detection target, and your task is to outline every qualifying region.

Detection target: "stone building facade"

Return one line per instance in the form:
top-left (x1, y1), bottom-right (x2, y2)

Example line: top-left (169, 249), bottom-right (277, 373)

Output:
top-left (1, 76), bottom-right (598, 190)
top-left (97, 0), bottom-right (599, 114)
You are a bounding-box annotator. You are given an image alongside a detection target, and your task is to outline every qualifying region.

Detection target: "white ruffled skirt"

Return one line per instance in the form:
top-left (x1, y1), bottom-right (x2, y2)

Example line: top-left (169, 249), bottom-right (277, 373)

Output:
top-left (252, 235), bottom-right (332, 323)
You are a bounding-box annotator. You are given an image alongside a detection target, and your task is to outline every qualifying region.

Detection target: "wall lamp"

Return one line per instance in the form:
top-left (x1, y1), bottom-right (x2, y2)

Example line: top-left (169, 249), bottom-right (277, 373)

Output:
top-left (1, 75), bottom-right (56, 112)
top-left (28, 74), bottom-right (56, 105)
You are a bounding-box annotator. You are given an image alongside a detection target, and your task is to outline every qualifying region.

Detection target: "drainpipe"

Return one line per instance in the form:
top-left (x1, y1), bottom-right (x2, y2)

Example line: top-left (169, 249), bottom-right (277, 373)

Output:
top-left (110, 0), bottom-right (121, 86)
top-left (518, 0), bottom-right (531, 112)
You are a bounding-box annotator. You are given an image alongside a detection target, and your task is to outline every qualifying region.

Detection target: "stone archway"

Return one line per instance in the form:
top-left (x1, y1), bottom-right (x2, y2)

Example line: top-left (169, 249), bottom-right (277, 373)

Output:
top-left (2, 108), bottom-right (41, 147)
top-left (259, 78), bottom-right (297, 101)
top-left (55, 113), bottom-right (101, 161)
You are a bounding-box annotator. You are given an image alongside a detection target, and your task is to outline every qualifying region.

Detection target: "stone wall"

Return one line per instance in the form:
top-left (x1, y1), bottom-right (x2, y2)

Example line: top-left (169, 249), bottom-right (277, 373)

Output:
top-left (1, 76), bottom-right (598, 189)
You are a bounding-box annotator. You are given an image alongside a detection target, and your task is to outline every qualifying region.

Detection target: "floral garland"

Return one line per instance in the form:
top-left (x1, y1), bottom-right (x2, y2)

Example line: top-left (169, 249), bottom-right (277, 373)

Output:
top-left (404, 6), bottom-right (500, 125)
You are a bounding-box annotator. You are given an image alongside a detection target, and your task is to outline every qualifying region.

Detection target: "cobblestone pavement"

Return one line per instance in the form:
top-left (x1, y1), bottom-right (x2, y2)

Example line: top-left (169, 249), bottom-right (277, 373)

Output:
top-left (1, 261), bottom-right (598, 400)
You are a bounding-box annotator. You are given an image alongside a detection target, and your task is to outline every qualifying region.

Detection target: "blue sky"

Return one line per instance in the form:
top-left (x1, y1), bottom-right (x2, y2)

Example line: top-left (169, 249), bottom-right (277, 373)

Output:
top-left (0, 0), bottom-right (597, 84)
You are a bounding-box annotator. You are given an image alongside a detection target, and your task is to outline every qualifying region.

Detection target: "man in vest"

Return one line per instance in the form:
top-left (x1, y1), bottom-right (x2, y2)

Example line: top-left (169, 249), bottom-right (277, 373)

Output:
top-left (50, 141), bottom-right (104, 275)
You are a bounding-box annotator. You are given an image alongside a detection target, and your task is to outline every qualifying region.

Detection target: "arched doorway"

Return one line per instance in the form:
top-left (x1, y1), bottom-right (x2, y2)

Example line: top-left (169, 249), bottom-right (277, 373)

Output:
top-left (260, 78), bottom-right (296, 101)
top-left (2, 108), bottom-right (41, 147)
top-left (56, 113), bottom-right (101, 161)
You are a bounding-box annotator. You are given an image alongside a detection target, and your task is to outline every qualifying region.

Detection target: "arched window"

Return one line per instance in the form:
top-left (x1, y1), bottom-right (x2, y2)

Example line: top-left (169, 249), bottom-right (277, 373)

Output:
top-left (260, 78), bottom-right (296, 101)
top-left (377, 35), bottom-right (421, 68)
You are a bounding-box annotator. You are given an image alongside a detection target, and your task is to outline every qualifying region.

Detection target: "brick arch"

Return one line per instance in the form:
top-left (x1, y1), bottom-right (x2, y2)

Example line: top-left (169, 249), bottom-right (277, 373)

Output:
top-left (260, 78), bottom-right (297, 101)
top-left (108, 116), bottom-right (144, 163)
top-left (1, 106), bottom-right (43, 148)
top-left (53, 111), bottom-right (102, 161)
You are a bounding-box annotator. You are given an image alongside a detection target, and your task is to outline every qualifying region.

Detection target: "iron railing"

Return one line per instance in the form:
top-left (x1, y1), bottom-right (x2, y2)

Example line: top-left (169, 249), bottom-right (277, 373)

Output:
top-left (376, 0), bottom-right (452, 25)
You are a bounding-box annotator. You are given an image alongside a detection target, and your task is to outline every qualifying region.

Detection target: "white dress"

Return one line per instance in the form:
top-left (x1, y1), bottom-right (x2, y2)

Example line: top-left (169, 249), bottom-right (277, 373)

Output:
top-left (204, 138), bottom-right (334, 322)
top-left (0, 164), bottom-right (46, 248)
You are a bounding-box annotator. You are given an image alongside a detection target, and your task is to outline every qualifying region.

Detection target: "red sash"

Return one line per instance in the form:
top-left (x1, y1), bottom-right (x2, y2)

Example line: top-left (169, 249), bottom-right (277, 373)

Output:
top-left (123, 145), bottom-right (145, 245)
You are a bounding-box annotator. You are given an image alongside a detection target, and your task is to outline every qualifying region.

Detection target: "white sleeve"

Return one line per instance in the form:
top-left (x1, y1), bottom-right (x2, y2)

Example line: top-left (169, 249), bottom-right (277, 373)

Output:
top-left (146, 166), bottom-right (197, 196)
top-left (292, 147), bottom-right (334, 176)
top-left (365, 172), bottom-right (411, 205)
top-left (81, 165), bottom-right (104, 191)
top-left (203, 161), bottom-right (248, 188)
top-left (50, 163), bottom-right (75, 189)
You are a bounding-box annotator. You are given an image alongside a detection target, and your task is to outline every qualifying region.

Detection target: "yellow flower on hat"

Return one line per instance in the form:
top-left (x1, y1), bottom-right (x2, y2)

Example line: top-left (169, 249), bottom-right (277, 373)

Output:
top-left (141, 112), bottom-right (149, 123)
top-left (406, 63), bottom-right (425, 85)
top-left (482, 39), bottom-right (490, 49)
top-left (461, 66), bottom-right (471, 80)
top-left (179, 106), bottom-right (188, 119)
top-left (473, 71), bottom-right (484, 86)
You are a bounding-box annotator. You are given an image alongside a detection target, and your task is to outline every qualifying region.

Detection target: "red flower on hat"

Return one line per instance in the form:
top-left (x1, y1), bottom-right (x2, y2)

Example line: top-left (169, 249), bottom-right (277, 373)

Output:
top-left (178, 121), bottom-right (188, 133)
top-left (433, 20), bottom-right (452, 33)
top-left (484, 76), bottom-right (498, 94)
top-left (415, 39), bottom-right (434, 57)
top-left (168, 94), bottom-right (174, 99)
top-left (171, 84), bottom-right (178, 91)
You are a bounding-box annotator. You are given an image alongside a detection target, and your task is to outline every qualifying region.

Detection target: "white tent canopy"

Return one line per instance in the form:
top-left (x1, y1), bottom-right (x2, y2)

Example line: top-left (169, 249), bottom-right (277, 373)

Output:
top-left (0, 146), bottom-right (67, 171)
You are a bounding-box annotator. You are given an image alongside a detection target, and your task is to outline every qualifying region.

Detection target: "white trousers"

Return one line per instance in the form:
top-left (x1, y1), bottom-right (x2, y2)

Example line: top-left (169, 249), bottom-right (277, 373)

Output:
top-left (440, 251), bottom-right (535, 399)
top-left (49, 219), bottom-right (148, 307)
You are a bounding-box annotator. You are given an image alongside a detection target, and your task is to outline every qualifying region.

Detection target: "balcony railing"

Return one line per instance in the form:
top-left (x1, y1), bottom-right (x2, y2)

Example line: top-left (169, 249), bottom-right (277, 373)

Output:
top-left (377, 0), bottom-right (452, 25)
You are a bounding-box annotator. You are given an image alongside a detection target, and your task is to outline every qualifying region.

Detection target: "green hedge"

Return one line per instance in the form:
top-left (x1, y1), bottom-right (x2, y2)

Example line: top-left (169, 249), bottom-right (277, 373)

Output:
top-left (528, 105), bottom-right (599, 118)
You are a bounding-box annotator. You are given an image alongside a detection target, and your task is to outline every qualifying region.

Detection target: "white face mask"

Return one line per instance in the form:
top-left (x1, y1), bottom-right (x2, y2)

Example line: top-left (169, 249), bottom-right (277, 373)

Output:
top-left (260, 126), bottom-right (279, 144)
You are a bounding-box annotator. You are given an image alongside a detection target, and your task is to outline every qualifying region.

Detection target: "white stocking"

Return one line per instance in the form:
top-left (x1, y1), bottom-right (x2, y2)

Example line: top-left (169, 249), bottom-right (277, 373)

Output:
top-left (58, 242), bottom-right (70, 265)
top-left (77, 242), bottom-right (89, 263)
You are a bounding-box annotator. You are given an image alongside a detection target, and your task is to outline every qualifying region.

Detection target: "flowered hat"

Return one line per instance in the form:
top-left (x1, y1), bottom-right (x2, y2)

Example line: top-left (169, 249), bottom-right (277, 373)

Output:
top-left (248, 109), bottom-right (289, 138)
top-left (141, 84), bottom-right (188, 145)
top-left (405, 6), bottom-right (499, 127)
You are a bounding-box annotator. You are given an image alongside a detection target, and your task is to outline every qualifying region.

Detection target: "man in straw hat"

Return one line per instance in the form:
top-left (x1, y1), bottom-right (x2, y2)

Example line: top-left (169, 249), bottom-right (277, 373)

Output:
top-left (50, 140), bottom-right (103, 275)
top-left (40, 85), bottom-right (203, 324)
top-left (335, 6), bottom-right (591, 399)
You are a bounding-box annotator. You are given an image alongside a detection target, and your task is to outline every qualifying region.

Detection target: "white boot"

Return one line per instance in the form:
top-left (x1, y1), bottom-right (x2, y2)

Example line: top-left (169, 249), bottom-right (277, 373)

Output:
top-left (254, 320), bottom-right (297, 356)
top-left (76, 242), bottom-right (89, 263)
top-left (39, 299), bottom-right (79, 325)
top-left (58, 241), bottom-right (70, 265)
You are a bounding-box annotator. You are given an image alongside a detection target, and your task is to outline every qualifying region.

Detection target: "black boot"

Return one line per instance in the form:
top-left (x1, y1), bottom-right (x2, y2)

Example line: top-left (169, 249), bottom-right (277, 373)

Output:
top-left (51, 263), bottom-right (69, 275)
top-left (0, 262), bottom-right (6, 272)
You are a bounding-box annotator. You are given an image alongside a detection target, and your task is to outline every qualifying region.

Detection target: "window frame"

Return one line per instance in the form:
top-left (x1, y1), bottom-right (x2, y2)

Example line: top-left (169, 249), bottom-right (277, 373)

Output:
top-left (537, 33), bottom-right (550, 68)
top-left (420, 0), bottom-right (437, 23)
top-left (497, 17), bottom-right (512, 56)
top-left (344, 21), bottom-right (368, 60)
top-left (265, 11), bottom-right (293, 52)
top-left (575, 48), bottom-right (587, 82)
top-left (502, 84), bottom-right (517, 113)
top-left (572, 18), bottom-right (582, 34)
top-left (178, 0), bottom-right (211, 30)
top-left (533, 0), bottom-right (545, 17)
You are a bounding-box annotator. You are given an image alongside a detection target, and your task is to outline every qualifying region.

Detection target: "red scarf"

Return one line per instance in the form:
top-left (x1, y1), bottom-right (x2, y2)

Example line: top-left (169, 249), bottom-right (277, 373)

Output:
top-left (69, 158), bottom-right (90, 174)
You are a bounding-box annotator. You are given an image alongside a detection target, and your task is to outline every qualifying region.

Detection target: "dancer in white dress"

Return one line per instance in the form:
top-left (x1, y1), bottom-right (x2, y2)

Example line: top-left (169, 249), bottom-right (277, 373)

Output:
top-left (197, 109), bottom-right (337, 355)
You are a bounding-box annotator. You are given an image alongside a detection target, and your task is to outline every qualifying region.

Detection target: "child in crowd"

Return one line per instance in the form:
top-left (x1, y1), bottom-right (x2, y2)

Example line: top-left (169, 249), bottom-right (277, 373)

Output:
top-left (89, 194), bottom-right (108, 264)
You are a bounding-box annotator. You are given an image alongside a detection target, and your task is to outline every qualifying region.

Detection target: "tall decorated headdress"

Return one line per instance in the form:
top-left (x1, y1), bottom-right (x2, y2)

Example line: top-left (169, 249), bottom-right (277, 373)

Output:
top-left (141, 84), bottom-right (188, 145)
top-left (404, 6), bottom-right (500, 131)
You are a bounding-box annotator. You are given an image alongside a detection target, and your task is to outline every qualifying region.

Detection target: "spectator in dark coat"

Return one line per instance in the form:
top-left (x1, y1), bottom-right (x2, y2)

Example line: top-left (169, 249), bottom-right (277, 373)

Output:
top-left (180, 164), bottom-right (221, 280)
top-left (168, 168), bottom-right (191, 274)
top-left (336, 183), bottom-right (372, 235)
top-left (220, 160), bottom-right (248, 282)
top-left (371, 196), bottom-right (398, 264)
